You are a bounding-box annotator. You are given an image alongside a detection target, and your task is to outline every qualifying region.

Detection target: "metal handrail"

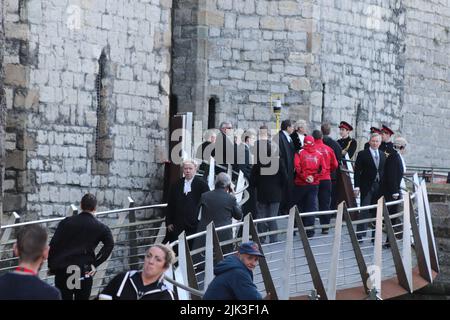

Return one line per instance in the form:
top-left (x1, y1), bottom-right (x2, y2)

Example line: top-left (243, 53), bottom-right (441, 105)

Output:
top-left (0, 203), bottom-right (167, 230)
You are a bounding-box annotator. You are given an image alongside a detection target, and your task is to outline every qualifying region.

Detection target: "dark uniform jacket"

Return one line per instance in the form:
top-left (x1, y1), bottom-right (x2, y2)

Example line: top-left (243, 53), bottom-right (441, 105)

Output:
top-left (337, 136), bottom-right (357, 159)
top-left (354, 149), bottom-right (386, 198)
top-left (48, 212), bottom-right (114, 272)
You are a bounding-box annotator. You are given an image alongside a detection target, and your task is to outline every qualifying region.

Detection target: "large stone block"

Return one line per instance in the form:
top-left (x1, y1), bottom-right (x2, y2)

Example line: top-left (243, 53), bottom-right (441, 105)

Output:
top-left (4, 64), bottom-right (27, 87)
top-left (5, 22), bottom-right (29, 41)
top-left (260, 17), bottom-right (285, 30)
top-left (3, 194), bottom-right (26, 212)
top-left (13, 89), bottom-right (39, 111)
top-left (6, 150), bottom-right (26, 170)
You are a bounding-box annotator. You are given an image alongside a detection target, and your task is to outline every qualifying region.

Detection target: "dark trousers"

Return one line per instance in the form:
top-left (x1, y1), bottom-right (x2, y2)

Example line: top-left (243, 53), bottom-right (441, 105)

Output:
top-left (330, 179), bottom-right (338, 210)
top-left (318, 180), bottom-right (332, 228)
top-left (294, 185), bottom-right (319, 236)
top-left (356, 182), bottom-right (380, 240)
top-left (256, 202), bottom-right (280, 243)
top-left (54, 268), bottom-right (93, 300)
top-left (163, 225), bottom-right (197, 255)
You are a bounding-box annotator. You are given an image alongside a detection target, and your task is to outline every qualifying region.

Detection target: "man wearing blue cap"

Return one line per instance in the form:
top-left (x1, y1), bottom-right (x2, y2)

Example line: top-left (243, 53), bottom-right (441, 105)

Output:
top-left (203, 241), bottom-right (269, 300)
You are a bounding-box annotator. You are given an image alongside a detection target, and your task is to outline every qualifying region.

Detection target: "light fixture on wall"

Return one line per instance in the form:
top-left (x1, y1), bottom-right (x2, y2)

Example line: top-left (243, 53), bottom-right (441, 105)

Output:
top-left (270, 94), bottom-right (284, 131)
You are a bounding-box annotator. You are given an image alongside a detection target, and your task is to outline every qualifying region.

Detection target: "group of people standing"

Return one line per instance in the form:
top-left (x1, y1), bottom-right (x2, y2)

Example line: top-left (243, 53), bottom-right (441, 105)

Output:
top-left (166, 119), bottom-right (408, 248)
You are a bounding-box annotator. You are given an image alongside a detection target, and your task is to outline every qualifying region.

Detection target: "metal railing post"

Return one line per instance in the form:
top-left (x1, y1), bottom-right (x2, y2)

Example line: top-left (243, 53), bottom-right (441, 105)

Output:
top-left (127, 197), bottom-right (138, 269)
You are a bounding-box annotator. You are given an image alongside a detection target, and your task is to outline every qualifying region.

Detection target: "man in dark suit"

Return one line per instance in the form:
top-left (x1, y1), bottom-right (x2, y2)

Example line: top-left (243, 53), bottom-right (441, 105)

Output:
top-left (278, 120), bottom-right (295, 215)
top-left (215, 121), bottom-right (235, 172)
top-left (194, 173), bottom-right (243, 254)
top-left (321, 123), bottom-right (343, 210)
top-left (353, 133), bottom-right (385, 242)
top-left (364, 127), bottom-right (382, 150)
top-left (382, 137), bottom-right (407, 247)
top-left (164, 159), bottom-right (210, 246)
top-left (48, 193), bottom-right (114, 300)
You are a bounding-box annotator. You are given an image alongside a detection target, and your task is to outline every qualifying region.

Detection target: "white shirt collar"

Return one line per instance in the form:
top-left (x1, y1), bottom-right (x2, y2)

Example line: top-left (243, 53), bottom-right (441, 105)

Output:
top-left (184, 177), bottom-right (194, 194)
top-left (282, 131), bottom-right (292, 142)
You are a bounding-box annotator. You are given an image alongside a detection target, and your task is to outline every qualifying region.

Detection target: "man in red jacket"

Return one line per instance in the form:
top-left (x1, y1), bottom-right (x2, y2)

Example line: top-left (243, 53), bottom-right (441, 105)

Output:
top-left (312, 130), bottom-right (339, 234)
top-left (293, 136), bottom-right (326, 238)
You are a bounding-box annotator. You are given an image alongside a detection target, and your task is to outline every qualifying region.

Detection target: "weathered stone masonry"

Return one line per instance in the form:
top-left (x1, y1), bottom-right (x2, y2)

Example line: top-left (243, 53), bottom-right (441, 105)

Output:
top-left (1, 0), bottom-right (450, 220)
top-left (2, 0), bottom-right (172, 219)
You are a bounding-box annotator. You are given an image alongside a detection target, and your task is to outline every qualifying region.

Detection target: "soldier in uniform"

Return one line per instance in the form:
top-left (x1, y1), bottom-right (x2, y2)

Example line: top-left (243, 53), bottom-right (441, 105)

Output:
top-left (364, 127), bottom-right (382, 150)
top-left (337, 121), bottom-right (357, 159)
top-left (380, 125), bottom-right (395, 158)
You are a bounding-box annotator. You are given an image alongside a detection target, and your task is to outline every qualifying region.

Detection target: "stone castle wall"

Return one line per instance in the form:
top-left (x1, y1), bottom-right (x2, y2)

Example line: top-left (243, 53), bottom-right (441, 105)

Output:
top-left (1, 0), bottom-right (450, 219)
top-left (2, 0), bottom-right (172, 219)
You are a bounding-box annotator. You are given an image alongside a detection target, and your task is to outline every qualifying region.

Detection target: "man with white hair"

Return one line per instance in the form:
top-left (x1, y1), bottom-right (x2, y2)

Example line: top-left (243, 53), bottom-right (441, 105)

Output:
top-left (164, 159), bottom-right (210, 246)
top-left (382, 137), bottom-right (408, 248)
top-left (215, 121), bottom-right (235, 170)
top-left (291, 119), bottom-right (308, 153)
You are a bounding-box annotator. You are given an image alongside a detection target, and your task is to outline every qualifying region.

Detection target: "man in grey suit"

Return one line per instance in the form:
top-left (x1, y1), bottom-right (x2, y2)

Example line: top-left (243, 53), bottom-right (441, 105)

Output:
top-left (194, 173), bottom-right (243, 255)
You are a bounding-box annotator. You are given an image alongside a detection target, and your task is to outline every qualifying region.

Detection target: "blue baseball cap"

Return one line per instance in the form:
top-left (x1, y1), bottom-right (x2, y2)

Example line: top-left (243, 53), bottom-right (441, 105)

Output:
top-left (238, 241), bottom-right (265, 257)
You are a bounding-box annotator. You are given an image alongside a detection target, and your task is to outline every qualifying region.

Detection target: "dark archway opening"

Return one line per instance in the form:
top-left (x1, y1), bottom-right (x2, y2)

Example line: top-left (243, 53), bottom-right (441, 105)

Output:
top-left (208, 97), bottom-right (216, 129)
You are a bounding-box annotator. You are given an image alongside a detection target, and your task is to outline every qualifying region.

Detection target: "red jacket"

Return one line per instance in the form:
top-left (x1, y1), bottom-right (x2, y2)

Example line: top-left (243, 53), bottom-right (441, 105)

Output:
top-left (314, 139), bottom-right (339, 181)
top-left (294, 144), bottom-right (325, 186)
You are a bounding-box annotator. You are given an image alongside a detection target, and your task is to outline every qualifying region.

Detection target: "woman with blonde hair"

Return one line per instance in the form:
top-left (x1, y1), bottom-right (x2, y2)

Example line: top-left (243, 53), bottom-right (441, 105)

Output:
top-left (99, 244), bottom-right (177, 300)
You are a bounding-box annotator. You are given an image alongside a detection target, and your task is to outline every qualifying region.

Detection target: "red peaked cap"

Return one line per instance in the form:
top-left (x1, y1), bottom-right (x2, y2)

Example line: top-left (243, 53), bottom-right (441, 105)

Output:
top-left (381, 125), bottom-right (394, 135)
top-left (370, 127), bottom-right (382, 134)
top-left (339, 121), bottom-right (353, 131)
top-left (304, 135), bottom-right (315, 146)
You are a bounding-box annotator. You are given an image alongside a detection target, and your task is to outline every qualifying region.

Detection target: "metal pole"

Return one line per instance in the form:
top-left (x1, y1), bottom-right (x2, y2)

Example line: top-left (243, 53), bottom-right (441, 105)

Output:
top-left (128, 197), bottom-right (138, 269)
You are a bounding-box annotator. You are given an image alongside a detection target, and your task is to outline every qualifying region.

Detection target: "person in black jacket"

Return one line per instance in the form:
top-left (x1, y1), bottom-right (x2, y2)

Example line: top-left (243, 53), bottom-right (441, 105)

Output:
top-left (48, 193), bottom-right (114, 300)
top-left (0, 225), bottom-right (61, 300)
top-left (164, 159), bottom-right (210, 247)
top-left (382, 137), bottom-right (408, 247)
top-left (321, 123), bottom-right (343, 210)
top-left (353, 133), bottom-right (385, 242)
top-left (278, 120), bottom-right (295, 215)
top-left (290, 119), bottom-right (308, 153)
top-left (99, 244), bottom-right (176, 300)
top-left (251, 134), bottom-right (287, 243)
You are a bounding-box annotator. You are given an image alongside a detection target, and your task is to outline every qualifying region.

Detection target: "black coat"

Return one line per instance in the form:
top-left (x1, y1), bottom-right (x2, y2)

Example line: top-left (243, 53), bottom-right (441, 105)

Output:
top-left (354, 149), bottom-right (386, 198)
top-left (278, 131), bottom-right (295, 213)
top-left (215, 132), bottom-right (234, 166)
top-left (323, 136), bottom-right (343, 180)
top-left (382, 150), bottom-right (404, 200)
top-left (233, 143), bottom-right (252, 180)
top-left (290, 132), bottom-right (306, 153)
top-left (337, 136), bottom-right (357, 159)
top-left (165, 176), bottom-right (210, 234)
top-left (250, 140), bottom-right (287, 203)
top-left (48, 212), bottom-right (114, 272)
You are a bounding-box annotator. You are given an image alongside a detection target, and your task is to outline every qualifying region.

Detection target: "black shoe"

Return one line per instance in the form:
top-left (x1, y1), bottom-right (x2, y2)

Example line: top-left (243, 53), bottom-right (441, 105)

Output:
top-left (322, 228), bottom-right (329, 235)
top-left (306, 231), bottom-right (315, 238)
top-left (383, 242), bottom-right (391, 249)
